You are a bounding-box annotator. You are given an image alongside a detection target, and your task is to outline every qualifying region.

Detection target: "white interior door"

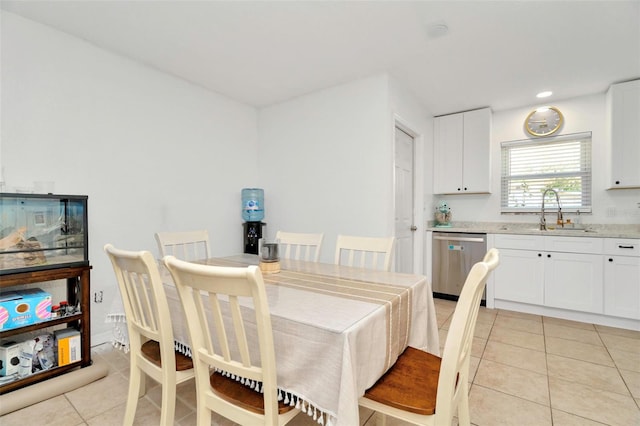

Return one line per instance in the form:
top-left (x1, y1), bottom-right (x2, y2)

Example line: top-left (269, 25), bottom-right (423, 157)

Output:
top-left (394, 126), bottom-right (415, 273)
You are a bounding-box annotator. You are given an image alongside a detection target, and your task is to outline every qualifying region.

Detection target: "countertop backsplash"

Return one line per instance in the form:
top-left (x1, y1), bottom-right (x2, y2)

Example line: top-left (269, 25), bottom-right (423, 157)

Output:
top-left (426, 221), bottom-right (640, 239)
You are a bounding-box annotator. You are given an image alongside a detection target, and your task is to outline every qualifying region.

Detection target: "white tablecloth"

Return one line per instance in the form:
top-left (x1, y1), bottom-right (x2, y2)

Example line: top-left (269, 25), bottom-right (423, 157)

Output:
top-left (108, 255), bottom-right (439, 426)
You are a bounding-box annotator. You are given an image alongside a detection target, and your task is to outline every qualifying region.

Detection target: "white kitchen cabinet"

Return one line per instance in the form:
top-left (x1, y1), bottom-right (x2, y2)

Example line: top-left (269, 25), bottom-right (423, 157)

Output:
top-left (493, 248), bottom-right (544, 305)
top-left (492, 235), bottom-right (544, 305)
top-left (606, 79), bottom-right (640, 189)
top-left (493, 235), bottom-right (604, 314)
top-left (433, 107), bottom-right (491, 194)
top-left (603, 238), bottom-right (640, 319)
top-left (544, 252), bottom-right (603, 314)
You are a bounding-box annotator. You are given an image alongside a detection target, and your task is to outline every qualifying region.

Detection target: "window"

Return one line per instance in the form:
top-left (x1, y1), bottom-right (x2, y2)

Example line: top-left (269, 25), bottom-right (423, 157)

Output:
top-left (501, 132), bottom-right (592, 213)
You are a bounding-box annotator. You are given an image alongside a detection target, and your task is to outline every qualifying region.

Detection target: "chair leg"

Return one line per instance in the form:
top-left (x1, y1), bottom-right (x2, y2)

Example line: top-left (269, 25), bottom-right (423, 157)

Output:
top-left (159, 381), bottom-right (177, 426)
top-left (379, 413), bottom-right (388, 426)
top-left (123, 367), bottom-right (143, 425)
top-left (196, 407), bottom-right (211, 426)
top-left (457, 389), bottom-right (471, 426)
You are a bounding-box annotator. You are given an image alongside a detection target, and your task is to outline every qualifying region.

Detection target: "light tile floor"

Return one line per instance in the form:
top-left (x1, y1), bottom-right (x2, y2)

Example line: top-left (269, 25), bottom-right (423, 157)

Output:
top-left (2, 299), bottom-right (639, 425)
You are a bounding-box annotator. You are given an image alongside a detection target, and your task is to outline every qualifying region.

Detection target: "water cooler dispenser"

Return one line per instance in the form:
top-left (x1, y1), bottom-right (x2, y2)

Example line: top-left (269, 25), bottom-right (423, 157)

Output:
top-left (242, 188), bottom-right (266, 255)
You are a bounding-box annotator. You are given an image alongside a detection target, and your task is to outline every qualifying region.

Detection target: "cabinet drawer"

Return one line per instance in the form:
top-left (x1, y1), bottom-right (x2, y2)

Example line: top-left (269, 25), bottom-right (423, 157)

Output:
top-left (604, 238), bottom-right (640, 256)
top-left (494, 234), bottom-right (544, 250)
top-left (544, 236), bottom-right (603, 254)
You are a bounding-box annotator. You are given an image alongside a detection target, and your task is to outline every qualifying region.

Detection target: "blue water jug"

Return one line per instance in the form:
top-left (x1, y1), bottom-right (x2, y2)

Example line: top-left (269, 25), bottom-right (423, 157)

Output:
top-left (242, 188), bottom-right (264, 222)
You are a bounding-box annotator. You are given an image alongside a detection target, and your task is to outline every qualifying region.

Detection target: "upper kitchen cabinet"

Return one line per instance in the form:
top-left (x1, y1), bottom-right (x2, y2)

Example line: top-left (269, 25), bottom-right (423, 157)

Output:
top-left (433, 107), bottom-right (492, 194)
top-left (606, 79), bottom-right (640, 189)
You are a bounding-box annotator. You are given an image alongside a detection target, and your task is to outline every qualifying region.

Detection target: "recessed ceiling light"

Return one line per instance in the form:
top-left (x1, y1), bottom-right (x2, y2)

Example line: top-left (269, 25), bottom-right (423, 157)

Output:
top-left (536, 91), bottom-right (553, 98)
top-left (426, 21), bottom-right (449, 38)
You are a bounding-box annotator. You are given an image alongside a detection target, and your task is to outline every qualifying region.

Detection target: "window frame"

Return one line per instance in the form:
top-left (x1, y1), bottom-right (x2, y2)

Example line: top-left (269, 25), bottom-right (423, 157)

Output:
top-left (500, 132), bottom-right (592, 214)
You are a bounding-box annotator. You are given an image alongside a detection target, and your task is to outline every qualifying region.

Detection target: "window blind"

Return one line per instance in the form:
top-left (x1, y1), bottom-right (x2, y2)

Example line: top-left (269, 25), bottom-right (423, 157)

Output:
top-left (501, 132), bottom-right (592, 213)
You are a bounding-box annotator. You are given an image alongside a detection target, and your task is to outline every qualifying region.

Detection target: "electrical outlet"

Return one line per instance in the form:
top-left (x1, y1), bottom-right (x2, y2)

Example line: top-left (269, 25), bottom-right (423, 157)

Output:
top-left (94, 291), bottom-right (103, 303)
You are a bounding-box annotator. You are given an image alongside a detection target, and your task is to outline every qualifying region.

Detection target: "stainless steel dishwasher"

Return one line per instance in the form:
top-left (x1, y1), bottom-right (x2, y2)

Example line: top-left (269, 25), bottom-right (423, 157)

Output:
top-left (432, 232), bottom-right (487, 304)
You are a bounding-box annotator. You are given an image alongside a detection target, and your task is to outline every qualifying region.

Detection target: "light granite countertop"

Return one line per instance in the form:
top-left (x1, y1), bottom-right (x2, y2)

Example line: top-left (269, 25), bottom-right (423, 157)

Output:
top-left (426, 221), bottom-right (640, 239)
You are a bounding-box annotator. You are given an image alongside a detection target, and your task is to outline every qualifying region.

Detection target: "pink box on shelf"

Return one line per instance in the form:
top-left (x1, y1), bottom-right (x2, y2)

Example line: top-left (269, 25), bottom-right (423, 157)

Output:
top-left (0, 288), bottom-right (52, 331)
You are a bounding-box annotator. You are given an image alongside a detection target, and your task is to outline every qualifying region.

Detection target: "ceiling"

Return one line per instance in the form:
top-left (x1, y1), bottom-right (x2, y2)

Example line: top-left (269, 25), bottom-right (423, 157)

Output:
top-left (2, 1), bottom-right (639, 115)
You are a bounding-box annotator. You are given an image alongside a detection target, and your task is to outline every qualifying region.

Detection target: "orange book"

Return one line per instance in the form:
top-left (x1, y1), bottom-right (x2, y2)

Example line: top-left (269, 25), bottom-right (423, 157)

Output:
top-left (55, 329), bottom-right (81, 366)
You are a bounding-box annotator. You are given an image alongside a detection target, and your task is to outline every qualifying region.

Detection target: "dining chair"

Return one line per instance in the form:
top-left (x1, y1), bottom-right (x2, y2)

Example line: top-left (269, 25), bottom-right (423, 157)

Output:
top-left (275, 231), bottom-right (324, 262)
top-left (359, 248), bottom-right (500, 426)
top-left (334, 234), bottom-right (395, 271)
top-left (104, 244), bottom-right (194, 426)
top-left (154, 230), bottom-right (211, 261)
top-left (163, 256), bottom-right (300, 426)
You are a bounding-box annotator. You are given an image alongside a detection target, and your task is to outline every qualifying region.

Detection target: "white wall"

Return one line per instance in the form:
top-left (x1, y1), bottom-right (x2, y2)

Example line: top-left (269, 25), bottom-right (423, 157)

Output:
top-left (430, 93), bottom-right (640, 225)
top-left (257, 75), bottom-right (391, 263)
top-left (257, 74), bottom-right (432, 266)
top-left (1, 12), bottom-right (259, 343)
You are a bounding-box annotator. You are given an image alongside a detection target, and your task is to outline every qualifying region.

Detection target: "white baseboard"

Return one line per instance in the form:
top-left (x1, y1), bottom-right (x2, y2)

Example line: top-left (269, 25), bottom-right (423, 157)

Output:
top-left (91, 330), bottom-right (116, 347)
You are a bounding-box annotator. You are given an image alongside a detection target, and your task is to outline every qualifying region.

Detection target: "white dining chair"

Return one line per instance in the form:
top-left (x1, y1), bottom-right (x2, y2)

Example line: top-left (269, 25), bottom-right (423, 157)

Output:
top-left (154, 230), bottom-right (211, 261)
top-left (104, 244), bottom-right (195, 426)
top-left (334, 234), bottom-right (395, 271)
top-left (275, 231), bottom-right (324, 262)
top-left (359, 248), bottom-right (500, 426)
top-left (163, 256), bottom-right (301, 426)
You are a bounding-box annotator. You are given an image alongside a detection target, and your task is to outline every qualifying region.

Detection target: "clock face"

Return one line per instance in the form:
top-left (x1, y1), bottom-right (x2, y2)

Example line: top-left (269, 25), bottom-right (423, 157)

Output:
top-left (525, 107), bottom-right (563, 137)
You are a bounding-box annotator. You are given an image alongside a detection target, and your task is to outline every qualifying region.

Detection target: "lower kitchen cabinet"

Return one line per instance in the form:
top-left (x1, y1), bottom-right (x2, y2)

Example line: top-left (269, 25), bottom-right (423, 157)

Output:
top-left (604, 256), bottom-right (640, 319)
top-left (544, 252), bottom-right (603, 313)
top-left (493, 248), bottom-right (544, 305)
top-left (493, 246), bottom-right (603, 314)
top-left (603, 238), bottom-right (640, 319)
top-left (491, 234), bottom-right (640, 326)
top-left (492, 234), bottom-right (607, 315)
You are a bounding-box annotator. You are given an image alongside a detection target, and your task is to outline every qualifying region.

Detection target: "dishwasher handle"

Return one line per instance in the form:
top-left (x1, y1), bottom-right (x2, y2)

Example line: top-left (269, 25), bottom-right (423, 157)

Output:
top-left (433, 236), bottom-right (486, 243)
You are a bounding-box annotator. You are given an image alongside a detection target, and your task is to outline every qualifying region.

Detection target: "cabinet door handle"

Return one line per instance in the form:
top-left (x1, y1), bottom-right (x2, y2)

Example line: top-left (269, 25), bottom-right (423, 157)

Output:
top-left (618, 245), bottom-right (635, 249)
top-left (538, 253), bottom-right (542, 257)
top-left (547, 254), bottom-right (551, 258)
top-left (609, 258), bottom-right (614, 262)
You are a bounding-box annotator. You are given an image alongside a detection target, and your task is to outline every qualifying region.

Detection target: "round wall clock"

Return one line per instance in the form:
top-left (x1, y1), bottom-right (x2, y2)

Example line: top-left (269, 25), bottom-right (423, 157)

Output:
top-left (524, 106), bottom-right (563, 137)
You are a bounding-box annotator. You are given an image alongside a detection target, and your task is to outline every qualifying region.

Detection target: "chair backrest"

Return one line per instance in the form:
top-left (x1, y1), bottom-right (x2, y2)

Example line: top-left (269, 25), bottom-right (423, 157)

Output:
top-left (334, 234), bottom-right (395, 271)
top-left (104, 244), bottom-right (176, 360)
top-left (435, 248), bottom-right (499, 423)
top-left (155, 230), bottom-right (211, 261)
top-left (163, 256), bottom-right (281, 424)
top-left (275, 231), bottom-right (324, 262)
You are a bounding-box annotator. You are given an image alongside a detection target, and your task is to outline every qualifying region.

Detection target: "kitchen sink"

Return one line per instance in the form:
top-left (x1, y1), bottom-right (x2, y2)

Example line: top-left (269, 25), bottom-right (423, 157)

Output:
top-left (497, 226), bottom-right (598, 234)
top-left (540, 227), bottom-right (596, 233)
top-left (509, 227), bottom-right (598, 234)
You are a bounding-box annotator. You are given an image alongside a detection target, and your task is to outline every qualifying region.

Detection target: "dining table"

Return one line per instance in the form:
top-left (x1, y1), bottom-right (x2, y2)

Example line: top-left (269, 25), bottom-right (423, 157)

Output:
top-left (107, 254), bottom-right (440, 426)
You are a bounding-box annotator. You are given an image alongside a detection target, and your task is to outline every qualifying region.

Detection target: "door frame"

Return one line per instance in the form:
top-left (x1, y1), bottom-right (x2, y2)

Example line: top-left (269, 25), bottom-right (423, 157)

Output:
top-left (392, 114), bottom-right (425, 275)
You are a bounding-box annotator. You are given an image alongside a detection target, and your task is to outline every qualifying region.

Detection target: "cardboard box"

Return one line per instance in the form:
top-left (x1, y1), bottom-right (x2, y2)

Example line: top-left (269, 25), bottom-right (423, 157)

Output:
top-left (0, 340), bottom-right (21, 376)
top-left (0, 288), bottom-right (52, 331)
top-left (55, 328), bottom-right (81, 366)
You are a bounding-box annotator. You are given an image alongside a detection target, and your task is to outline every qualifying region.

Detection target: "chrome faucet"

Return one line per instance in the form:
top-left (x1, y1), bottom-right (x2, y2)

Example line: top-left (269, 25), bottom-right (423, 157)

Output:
top-left (540, 188), bottom-right (563, 230)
